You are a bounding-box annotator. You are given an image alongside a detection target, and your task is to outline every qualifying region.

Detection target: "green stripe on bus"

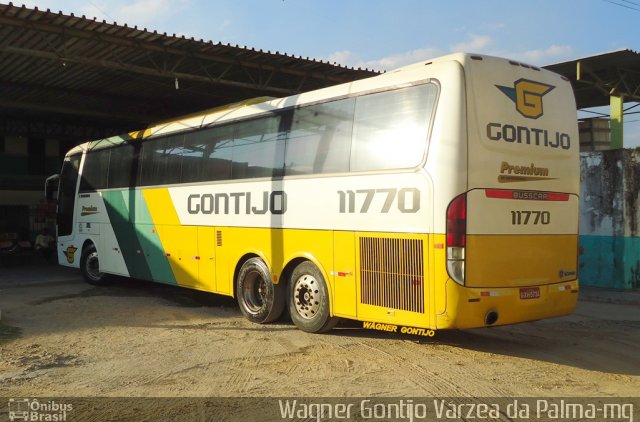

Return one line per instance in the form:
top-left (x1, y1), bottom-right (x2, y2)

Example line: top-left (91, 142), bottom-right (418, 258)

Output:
top-left (102, 189), bottom-right (153, 281)
top-left (135, 191), bottom-right (177, 285)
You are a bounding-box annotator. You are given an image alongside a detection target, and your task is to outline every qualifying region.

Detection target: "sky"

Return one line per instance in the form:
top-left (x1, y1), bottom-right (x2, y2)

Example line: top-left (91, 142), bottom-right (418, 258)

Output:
top-left (20, 0), bottom-right (640, 146)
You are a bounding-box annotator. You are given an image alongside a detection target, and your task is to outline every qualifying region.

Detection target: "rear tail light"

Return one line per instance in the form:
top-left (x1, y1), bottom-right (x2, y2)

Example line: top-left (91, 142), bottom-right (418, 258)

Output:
top-left (446, 193), bottom-right (467, 285)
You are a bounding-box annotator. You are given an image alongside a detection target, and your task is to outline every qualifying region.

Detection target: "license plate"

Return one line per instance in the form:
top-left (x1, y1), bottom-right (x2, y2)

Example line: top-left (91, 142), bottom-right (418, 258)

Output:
top-left (520, 287), bottom-right (540, 300)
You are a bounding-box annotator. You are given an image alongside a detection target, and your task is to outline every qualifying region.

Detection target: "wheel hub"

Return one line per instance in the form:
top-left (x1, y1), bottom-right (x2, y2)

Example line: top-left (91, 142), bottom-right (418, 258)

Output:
top-left (243, 271), bottom-right (266, 312)
top-left (294, 275), bottom-right (321, 319)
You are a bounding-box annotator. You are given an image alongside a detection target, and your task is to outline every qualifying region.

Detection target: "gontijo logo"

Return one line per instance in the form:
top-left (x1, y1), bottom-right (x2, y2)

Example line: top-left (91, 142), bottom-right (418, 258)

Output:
top-left (64, 245), bottom-right (78, 264)
top-left (496, 79), bottom-right (555, 119)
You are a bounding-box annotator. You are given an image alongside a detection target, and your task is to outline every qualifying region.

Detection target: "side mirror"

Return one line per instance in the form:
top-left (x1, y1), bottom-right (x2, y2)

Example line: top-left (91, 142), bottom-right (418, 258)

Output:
top-left (45, 174), bottom-right (59, 201)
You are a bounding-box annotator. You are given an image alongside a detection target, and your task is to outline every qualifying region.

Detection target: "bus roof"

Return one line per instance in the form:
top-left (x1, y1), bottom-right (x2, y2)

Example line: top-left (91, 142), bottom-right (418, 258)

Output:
top-left (66, 96), bottom-right (276, 155)
top-left (65, 52), bottom-right (563, 158)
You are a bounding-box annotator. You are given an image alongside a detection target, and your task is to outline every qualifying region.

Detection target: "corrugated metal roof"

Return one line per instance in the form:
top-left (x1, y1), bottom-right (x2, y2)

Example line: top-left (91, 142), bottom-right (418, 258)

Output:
top-left (544, 49), bottom-right (640, 109)
top-left (0, 2), bottom-right (379, 141)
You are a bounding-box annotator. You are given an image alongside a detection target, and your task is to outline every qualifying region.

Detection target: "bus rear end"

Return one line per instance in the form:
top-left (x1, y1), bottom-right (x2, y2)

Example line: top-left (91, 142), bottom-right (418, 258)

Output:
top-left (439, 55), bottom-right (579, 329)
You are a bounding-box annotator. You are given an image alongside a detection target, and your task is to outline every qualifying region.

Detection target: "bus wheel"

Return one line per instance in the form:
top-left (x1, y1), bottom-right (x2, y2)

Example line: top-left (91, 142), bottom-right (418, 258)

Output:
top-left (287, 261), bottom-right (339, 333)
top-left (236, 257), bottom-right (285, 324)
top-left (80, 244), bottom-right (112, 285)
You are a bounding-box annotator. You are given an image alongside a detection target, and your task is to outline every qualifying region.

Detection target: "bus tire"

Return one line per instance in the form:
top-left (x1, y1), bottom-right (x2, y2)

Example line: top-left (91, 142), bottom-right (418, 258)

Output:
top-left (80, 244), bottom-right (112, 286)
top-left (236, 257), bottom-right (285, 324)
top-left (287, 261), bottom-right (339, 333)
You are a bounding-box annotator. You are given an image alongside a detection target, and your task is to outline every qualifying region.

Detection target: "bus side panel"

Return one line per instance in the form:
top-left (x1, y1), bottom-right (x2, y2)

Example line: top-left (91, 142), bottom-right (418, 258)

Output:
top-left (91, 191), bottom-right (126, 276)
top-left (143, 188), bottom-right (214, 290)
top-left (422, 61), bottom-right (467, 328)
top-left (100, 223), bottom-right (129, 276)
top-left (432, 234), bottom-right (448, 317)
top-left (98, 189), bottom-right (177, 283)
top-left (134, 190), bottom-right (178, 285)
top-left (214, 229), bottom-right (232, 296)
top-left (99, 187), bottom-right (211, 290)
top-left (198, 227), bottom-right (217, 292)
top-left (101, 190), bottom-right (154, 280)
top-left (75, 190), bottom-right (126, 274)
top-left (162, 225), bottom-right (200, 288)
top-left (333, 231), bottom-right (357, 318)
top-left (168, 173), bottom-right (434, 320)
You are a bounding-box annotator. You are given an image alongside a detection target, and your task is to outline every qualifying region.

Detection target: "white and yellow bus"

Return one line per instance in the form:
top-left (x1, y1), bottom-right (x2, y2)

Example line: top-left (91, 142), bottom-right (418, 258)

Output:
top-left (48, 53), bottom-right (579, 333)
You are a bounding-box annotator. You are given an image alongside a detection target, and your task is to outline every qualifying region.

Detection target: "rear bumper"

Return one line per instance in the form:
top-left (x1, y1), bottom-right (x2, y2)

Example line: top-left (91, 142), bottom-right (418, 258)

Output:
top-left (436, 278), bottom-right (578, 329)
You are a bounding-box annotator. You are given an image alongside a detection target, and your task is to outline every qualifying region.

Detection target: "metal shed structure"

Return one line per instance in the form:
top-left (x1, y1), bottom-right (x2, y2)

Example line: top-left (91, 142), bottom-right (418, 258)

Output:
top-left (544, 49), bottom-right (640, 149)
top-left (0, 3), bottom-right (378, 142)
top-left (0, 2), bottom-right (378, 240)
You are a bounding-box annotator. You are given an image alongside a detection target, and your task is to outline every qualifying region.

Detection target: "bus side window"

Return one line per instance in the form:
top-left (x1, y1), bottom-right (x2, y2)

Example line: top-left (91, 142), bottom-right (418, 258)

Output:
top-left (108, 144), bottom-right (136, 189)
top-left (139, 139), bottom-right (157, 186)
top-left (231, 114), bottom-right (284, 179)
top-left (202, 125), bottom-right (233, 180)
top-left (80, 149), bottom-right (110, 192)
top-left (285, 99), bottom-right (354, 175)
top-left (163, 135), bottom-right (184, 185)
top-left (181, 131), bottom-right (206, 183)
top-left (139, 135), bottom-right (184, 186)
top-left (350, 84), bottom-right (437, 172)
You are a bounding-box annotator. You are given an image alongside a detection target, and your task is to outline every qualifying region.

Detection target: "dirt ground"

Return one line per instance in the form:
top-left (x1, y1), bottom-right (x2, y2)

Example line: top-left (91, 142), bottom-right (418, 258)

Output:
top-left (0, 265), bottom-right (639, 402)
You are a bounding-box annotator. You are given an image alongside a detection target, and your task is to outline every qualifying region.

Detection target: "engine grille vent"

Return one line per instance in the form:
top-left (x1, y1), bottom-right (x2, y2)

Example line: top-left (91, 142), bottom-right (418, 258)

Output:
top-left (359, 237), bottom-right (425, 313)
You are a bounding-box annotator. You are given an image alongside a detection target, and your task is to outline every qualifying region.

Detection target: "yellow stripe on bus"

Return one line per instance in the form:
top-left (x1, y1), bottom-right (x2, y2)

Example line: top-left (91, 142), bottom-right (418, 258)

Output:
top-left (142, 188), bottom-right (180, 225)
top-left (142, 188), bottom-right (200, 288)
top-left (128, 128), bottom-right (153, 140)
